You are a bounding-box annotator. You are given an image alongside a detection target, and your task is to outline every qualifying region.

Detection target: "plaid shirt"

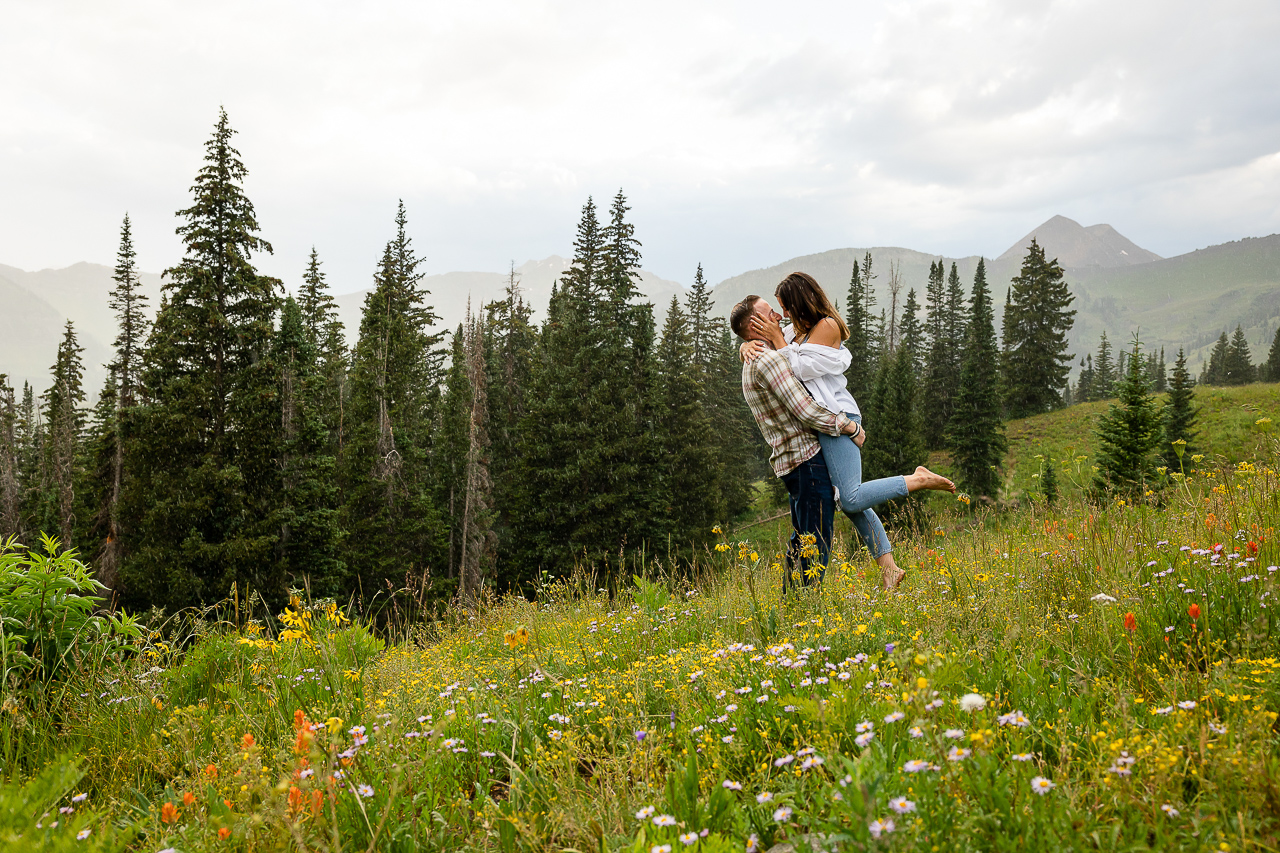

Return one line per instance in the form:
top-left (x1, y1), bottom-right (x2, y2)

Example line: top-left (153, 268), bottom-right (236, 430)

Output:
top-left (742, 349), bottom-right (850, 477)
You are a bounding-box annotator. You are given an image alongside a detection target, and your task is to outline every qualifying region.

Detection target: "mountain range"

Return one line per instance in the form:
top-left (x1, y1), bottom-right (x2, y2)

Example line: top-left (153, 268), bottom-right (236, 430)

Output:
top-left (3, 215), bottom-right (1278, 395)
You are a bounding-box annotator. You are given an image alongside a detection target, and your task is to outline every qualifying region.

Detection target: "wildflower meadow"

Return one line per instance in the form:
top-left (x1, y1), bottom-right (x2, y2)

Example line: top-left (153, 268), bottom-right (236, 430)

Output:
top-left (4, 427), bottom-right (1280, 852)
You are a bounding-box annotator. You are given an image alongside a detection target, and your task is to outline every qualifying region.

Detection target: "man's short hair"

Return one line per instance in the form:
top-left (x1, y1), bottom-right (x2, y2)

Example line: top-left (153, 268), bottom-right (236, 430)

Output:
top-left (730, 295), bottom-right (762, 339)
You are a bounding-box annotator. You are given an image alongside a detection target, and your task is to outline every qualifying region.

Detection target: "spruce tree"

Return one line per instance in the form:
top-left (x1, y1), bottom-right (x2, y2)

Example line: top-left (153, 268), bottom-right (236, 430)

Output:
top-left (43, 322), bottom-right (86, 547)
top-left (339, 203), bottom-right (446, 604)
top-left (1224, 325), bottom-right (1255, 385)
top-left (898, 287), bottom-right (924, 376)
top-left (298, 248), bottom-right (348, 451)
top-left (1001, 239), bottom-right (1076, 417)
top-left (1162, 347), bottom-right (1199, 470)
top-left (945, 262), bottom-right (969, 357)
top-left (1093, 336), bottom-right (1162, 496)
top-left (513, 193), bottom-right (662, 578)
top-left (1040, 454), bottom-right (1058, 507)
top-left (921, 261), bottom-right (951, 447)
top-left (946, 258), bottom-right (1006, 501)
top-left (710, 324), bottom-right (763, 519)
top-left (1076, 355), bottom-right (1094, 404)
top-left (686, 265), bottom-right (757, 520)
top-left (1264, 327), bottom-right (1280, 383)
top-left (96, 214), bottom-right (151, 580)
top-left (512, 201), bottom-right (604, 578)
top-left (843, 259), bottom-right (877, 405)
top-left (863, 339), bottom-right (925, 527)
top-left (483, 267), bottom-right (537, 587)
top-left (15, 382), bottom-right (46, 543)
top-left (1092, 332), bottom-right (1116, 400)
top-left (109, 214), bottom-right (149, 408)
top-left (599, 190), bottom-right (663, 550)
top-left (274, 296), bottom-right (344, 596)
top-left (1204, 332), bottom-right (1229, 385)
top-left (0, 375), bottom-right (18, 539)
top-left (121, 108), bottom-right (284, 609)
top-left (656, 297), bottom-right (722, 552)
top-left (437, 325), bottom-right (472, 580)
top-left (78, 369), bottom-right (120, 580)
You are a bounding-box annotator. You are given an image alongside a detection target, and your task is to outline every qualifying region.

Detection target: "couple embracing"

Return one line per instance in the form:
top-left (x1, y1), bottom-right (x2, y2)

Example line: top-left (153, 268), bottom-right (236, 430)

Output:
top-left (730, 272), bottom-right (954, 591)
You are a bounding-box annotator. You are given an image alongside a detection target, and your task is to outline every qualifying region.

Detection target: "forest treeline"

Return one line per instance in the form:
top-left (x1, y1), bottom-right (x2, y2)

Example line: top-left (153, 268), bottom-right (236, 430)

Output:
top-left (2, 110), bottom-right (1279, 615)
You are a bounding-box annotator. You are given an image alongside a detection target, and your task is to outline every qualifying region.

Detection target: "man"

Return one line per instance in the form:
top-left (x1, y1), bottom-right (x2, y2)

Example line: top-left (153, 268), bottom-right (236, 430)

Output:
top-left (729, 294), bottom-right (863, 591)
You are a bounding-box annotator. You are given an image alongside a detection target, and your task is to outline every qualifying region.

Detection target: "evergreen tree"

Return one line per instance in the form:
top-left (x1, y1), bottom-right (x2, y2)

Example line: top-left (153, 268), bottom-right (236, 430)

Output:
top-left (437, 325), bottom-right (472, 581)
top-left (599, 190), bottom-right (664, 548)
top-left (1076, 355), bottom-right (1094, 404)
top-left (898, 288), bottom-right (924, 376)
top-left (109, 214), bottom-right (150, 408)
top-left (1001, 239), bottom-right (1076, 417)
top-left (121, 108), bottom-right (284, 609)
top-left (710, 324), bottom-right (763, 519)
top-left (946, 258), bottom-right (1006, 501)
top-left (921, 261), bottom-right (951, 447)
top-left (863, 338), bottom-right (926, 526)
top-left (656, 297), bottom-right (722, 551)
top-left (1264, 327), bottom-right (1280, 383)
top-left (944, 262), bottom-right (969, 357)
top-left (339, 203), bottom-right (447, 604)
top-left (686, 265), bottom-right (757, 520)
top-left (15, 382), bottom-right (46, 543)
top-left (1146, 347), bottom-right (1167, 392)
top-left (43, 322), bottom-right (85, 546)
top-left (95, 214), bottom-right (151, 580)
top-left (1040, 454), bottom-right (1058, 508)
top-left (1093, 336), bottom-right (1162, 496)
top-left (298, 248), bottom-right (348, 452)
top-left (78, 369), bottom-right (120, 580)
top-left (273, 296), bottom-right (344, 596)
top-left (1223, 325), bottom-right (1255, 385)
top-left (514, 193), bottom-right (662, 578)
top-left (1161, 347), bottom-right (1199, 470)
top-left (513, 200), bottom-right (604, 577)
top-left (483, 266), bottom-right (537, 586)
top-left (843, 259), bottom-right (877, 405)
top-left (1091, 332), bottom-right (1116, 400)
top-left (1204, 332), bottom-right (1229, 385)
top-left (0, 375), bottom-right (18, 539)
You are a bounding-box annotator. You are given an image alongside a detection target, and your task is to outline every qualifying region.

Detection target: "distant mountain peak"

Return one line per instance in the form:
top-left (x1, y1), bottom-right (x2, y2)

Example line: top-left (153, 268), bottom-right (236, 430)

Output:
top-left (998, 215), bottom-right (1162, 268)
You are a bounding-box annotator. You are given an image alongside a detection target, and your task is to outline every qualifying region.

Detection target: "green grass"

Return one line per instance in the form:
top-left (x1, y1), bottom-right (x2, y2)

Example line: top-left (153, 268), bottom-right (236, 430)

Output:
top-left (4, 421), bottom-right (1280, 852)
top-left (925, 382), bottom-right (1280, 506)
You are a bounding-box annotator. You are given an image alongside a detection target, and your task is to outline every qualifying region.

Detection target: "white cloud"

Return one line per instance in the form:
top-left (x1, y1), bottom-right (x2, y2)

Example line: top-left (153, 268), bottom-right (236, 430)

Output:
top-left (1, 0), bottom-right (1277, 290)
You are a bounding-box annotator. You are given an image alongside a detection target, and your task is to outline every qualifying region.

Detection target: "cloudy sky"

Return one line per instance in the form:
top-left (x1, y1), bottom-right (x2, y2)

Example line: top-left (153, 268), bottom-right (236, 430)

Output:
top-left (3, 0), bottom-right (1279, 293)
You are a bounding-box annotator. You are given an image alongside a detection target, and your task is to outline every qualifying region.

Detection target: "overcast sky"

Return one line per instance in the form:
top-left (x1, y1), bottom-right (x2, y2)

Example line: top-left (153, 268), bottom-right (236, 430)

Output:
top-left (3, 0), bottom-right (1279, 294)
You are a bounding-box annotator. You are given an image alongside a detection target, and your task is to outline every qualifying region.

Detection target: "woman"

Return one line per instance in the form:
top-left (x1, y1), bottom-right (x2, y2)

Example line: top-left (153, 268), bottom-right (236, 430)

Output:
top-left (743, 271), bottom-right (954, 589)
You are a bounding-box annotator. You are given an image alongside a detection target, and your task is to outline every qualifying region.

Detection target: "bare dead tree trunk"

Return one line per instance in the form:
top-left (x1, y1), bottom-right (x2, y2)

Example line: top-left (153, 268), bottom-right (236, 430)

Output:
top-left (0, 382), bottom-right (19, 538)
top-left (886, 259), bottom-right (903, 355)
top-left (459, 307), bottom-right (494, 608)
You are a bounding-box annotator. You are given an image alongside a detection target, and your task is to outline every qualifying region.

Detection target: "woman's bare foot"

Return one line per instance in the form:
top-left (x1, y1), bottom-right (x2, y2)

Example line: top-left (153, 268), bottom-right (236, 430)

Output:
top-left (883, 565), bottom-right (906, 590)
top-left (905, 466), bottom-right (956, 494)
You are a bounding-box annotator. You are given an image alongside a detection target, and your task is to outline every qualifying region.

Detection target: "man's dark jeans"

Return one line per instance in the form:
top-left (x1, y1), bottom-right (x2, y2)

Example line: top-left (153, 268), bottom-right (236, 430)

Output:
top-left (781, 451), bottom-right (834, 592)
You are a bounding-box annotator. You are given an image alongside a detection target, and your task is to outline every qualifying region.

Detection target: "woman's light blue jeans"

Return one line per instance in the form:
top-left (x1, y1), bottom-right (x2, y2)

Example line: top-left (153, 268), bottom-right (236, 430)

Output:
top-left (818, 413), bottom-right (907, 558)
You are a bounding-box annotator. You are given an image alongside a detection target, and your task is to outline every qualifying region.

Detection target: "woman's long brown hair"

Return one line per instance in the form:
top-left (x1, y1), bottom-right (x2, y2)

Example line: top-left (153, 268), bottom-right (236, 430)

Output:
top-left (775, 272), bottom-right (850, 340)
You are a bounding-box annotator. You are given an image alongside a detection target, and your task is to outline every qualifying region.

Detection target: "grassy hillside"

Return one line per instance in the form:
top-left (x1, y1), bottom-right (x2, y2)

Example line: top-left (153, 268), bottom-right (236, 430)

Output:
top-left (925, 382), bottom-right (1280, 506)
top-left (706, 232), bottom-right (1280, 384)
top-left (7, 438), bottom-right (1278, 851)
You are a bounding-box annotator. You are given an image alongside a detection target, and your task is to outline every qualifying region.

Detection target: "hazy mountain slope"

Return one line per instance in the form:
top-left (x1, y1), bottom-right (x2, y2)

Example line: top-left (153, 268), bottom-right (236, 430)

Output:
top-left (705, 220), bottom-right (1278, 380)
top-left (334, 256), bottom-right (686, 339)
top-left (997, 214), bottom-right (1162, 268)
top-left (0, 271), bottom-right (72, 392)
top-left (1068, 234), bottom-right (1280, 371)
